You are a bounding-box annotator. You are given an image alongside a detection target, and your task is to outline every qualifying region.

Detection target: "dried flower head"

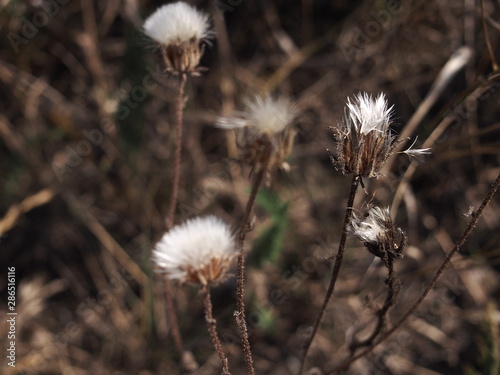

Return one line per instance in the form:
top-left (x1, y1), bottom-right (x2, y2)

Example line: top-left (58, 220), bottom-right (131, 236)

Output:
top-left (216, 95), bottom-right (298, 175)
top-left (349, 206), bottom-right (406, 261)
top-left (143, 1), bottom-right (212, 74)
top-left (330, 92), bottom-right (398, 178)
top-left (152, 216), bottom-right (237, 286)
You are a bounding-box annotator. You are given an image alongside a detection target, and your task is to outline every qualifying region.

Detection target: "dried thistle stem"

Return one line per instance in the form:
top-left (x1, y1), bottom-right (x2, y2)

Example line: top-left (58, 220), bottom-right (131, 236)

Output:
top-left (299, 174), bottom-right (360, 374)
top-left (327, 172), bottom-right (500, 374)
top-left (164, 72), bottom-right (187, 365)
top-left (348, 253), bottom-right (401, 353)
top-left (167, 72), bottom-right (187, 229)
top-left (204, 287), bottom-right (232, 375)
top-left (235, 158), bottom-right (270, 375)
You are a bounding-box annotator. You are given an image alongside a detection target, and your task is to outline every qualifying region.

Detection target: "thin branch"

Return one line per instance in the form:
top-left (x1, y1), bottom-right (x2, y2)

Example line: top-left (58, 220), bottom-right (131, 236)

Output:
top-left (327, 171), bottom-right (500, 374)
top-left (481, 0), bottom-right (499, 72)
top-left (164, 72), bottom-right (188, 367)
top-left (204, 287), bottom-right (232, 375)
top-left (167, 73), bottom-right (188, 229)
top-left (348, 252), bottom-right (401, 353)
top-left (299, 174), bottom-right (360, 374)
top-left (235, 160), bottom-right (270, 375)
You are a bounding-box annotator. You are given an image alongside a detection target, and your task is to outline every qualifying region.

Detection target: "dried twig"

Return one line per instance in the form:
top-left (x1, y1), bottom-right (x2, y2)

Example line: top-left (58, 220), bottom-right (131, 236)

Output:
top-left (204, 287), bottom-right (232, 375)
top-left (327, 171), bottom-right (500, 374)
top-left (299, 174), bottom-right (360, 374)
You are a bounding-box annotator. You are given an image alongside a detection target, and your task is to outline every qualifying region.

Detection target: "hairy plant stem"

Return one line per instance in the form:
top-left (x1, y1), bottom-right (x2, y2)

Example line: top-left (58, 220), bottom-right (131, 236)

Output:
top-left (204, 287), bottom-right (232, 375)
top-left (164, 73), bottom-right (187, 365)
top-left (166, 73), bottom-right (187, 230)
top-left (349, 253), bottom-right (400, 353)
top-left (299, 174), bottom-right (360, 374)
top-left (327, 172), bottom-right (500, 374)
top-left (235, 160), bottom-right (270, 375)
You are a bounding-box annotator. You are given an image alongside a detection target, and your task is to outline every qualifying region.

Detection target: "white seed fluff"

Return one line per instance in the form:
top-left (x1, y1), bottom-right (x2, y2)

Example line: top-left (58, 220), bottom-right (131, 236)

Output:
top-left (349, 206), bottom-right (391, 244)
top-left (152, 215), bottom-right (236, 281)
top-left (345, 92), bottom-right (393, 135)
top-left (143, 2), bottom-right (211, 46)
top-left (402, 136), bottom-right (432, 160)
top-left (216, 95), bottom-right (297, 134)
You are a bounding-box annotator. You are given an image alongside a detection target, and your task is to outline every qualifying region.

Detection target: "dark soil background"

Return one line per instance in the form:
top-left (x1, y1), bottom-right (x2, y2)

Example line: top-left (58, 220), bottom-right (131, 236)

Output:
top-left (1, 0), bottom-right (499, 374)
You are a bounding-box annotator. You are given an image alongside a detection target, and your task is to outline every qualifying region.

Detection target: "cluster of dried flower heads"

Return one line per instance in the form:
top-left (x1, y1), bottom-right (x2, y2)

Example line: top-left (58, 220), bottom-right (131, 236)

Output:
top-left (142, 2), bottom-right (432, 374)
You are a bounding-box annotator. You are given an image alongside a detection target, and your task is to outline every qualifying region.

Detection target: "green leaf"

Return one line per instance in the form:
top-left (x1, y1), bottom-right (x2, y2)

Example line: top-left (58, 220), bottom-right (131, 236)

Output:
top-left (249, 189), bottom-right (289, 268)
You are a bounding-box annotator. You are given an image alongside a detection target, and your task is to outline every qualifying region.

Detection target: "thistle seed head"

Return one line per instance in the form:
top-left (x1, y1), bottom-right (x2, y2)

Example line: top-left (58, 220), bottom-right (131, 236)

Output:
top-left (349, 206), bottom-right (406, 261)
top-left (143, 2), bottom-right (213, 74)
top-left (216, 95), bottom-right (298, 176)
top-left (331, 92), bottom-right (397, 178)
top-left (152, 216), bottom-right (237, 286)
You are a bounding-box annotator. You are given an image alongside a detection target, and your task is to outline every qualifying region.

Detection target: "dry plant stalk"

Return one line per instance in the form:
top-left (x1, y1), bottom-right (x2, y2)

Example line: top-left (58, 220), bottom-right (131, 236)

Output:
top-left (299, 173), bottom-right (360, 374)
top-left (143, 2), bottom-right (214, 370)
top-left (166, 72), bottom-right (187, 230)
top-left (217, 94), bottom-right (298, 375)
top-left (328, 171), bottom-right (500, 374)
top-left (300, 92), bottom-right (428, 373)
top-left (204, 287), bottom-right (232, 375)
top-left (152, 215), bottom-right (237, 372)
top-left (347, 206), bottom-right (406, 353)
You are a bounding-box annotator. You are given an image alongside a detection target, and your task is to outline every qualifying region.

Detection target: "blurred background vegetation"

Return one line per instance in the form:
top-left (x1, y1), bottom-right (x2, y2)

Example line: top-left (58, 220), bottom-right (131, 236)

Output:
top-left (0, 0), bottom-right (499, 374)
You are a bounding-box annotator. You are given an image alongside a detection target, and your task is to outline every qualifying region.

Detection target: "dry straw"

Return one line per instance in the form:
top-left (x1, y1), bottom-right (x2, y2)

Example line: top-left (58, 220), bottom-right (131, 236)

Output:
top-left (216, 94), bottom-right (299, 375)
top-left (143, 2), bottom-right (215, 370)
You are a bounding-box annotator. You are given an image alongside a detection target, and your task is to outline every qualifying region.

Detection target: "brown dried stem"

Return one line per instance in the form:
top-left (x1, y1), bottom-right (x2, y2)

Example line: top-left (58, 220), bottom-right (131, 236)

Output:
top-left (327, 171), bottom-right (500, 374)
top-left (166, 72), bottom-right (188, 229)
top-left (299, 173), bottom-right (360, 374)
top-left (348, 252), bottom-right (401, 353)
top-left (204, 287), bottom-right (232, 375)
top-left (235, 155), bottom-right (271, 375)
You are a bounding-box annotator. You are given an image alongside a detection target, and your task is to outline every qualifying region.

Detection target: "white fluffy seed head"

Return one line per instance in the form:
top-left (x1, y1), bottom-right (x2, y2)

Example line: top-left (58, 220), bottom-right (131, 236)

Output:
top-left (331, 91), bottom-right (397, 177)
top-left (143, 2), bottom-right (211, 46)
top-left (216, 95), bottom-right (297, 135)
top-left (345, 92), bottom-right (392, 135)
top-left (349, 206), bottom-right (391, 244)
top-left (152, 216), bottom-right (237, 285)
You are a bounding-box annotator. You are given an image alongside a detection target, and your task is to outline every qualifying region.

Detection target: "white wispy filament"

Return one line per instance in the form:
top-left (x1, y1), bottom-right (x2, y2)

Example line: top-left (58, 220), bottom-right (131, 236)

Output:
top-left (345, 92), bottom-right (393, 136)
top-left (216, 95), bottom-right (297, 135)
top-left (152, 215), bottom-right (236, 285)
top-left (349, 206), bottom-right (391, 245)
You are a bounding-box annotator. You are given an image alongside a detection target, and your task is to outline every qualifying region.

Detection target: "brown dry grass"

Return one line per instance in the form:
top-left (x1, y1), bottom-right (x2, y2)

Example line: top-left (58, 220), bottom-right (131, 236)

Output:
top-left (1, 1), bottom-right (499, 374)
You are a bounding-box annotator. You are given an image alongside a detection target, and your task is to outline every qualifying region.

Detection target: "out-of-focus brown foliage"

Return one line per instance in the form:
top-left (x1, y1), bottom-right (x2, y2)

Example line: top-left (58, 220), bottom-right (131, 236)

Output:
top-left (0, 1), bottom-right (499, 374)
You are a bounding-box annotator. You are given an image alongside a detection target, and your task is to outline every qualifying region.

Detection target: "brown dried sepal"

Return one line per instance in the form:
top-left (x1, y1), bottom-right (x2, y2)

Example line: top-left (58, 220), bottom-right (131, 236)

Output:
top-left (237, 127), bottom-right (296, 181)
top-left (161, 38), bottom-right (206, 75)
top-left (182, 256), bottom-right (233, 286)
top-left (364, 217), bottom-right (406, 264)
top-left (329, 126), bottom-right (400, 178)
